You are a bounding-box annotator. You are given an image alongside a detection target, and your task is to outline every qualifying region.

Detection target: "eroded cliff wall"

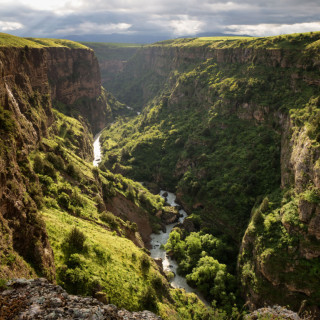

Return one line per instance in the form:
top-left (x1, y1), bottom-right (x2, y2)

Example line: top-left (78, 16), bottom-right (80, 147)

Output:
top-left (0, 44), bottom-right (106, 280)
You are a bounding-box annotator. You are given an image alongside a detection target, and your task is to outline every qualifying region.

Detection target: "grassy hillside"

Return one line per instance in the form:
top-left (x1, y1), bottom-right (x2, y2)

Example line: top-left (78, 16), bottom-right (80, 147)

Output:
top-left (0, 33), bottom-right (89, 49)
top-left (35, 109), bottom-right (216, 319)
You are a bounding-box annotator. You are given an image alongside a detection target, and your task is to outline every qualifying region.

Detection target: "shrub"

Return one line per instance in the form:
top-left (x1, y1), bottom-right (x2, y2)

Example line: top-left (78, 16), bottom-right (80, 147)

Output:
top-left (140, 286), bottom-right (157, 312)
top-left (100, 211), bottom-right (119, 230)
top-left (58, 192), bottom-right (70, 209)
top-left (0, 278), bottom-right (7, 290)
top-left (0, 106), bottom-right (15, 132)
top-left (33, 155), bottom-right (44, 174)
top-left (46, 152), bottom-right (64, 170)
top-left (43, 161), bottom-right (57, 180)
top-left (140, 254), bottom-right (150, 273)
top-left (64, 227), bottom-right (86, 253)
top-left (66, 163), bottom-right (80, 180)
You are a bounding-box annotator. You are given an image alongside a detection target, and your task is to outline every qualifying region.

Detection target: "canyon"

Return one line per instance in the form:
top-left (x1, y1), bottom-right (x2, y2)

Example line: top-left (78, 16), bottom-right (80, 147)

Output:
top-left (0, 32), bottom-right (319, 319)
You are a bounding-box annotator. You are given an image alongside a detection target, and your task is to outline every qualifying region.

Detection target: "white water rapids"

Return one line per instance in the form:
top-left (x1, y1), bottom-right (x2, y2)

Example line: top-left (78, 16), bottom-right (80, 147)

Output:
top-left (93, 131), bottom-right (102, 167)
top-left (93, 133), bottom-right (208, 305)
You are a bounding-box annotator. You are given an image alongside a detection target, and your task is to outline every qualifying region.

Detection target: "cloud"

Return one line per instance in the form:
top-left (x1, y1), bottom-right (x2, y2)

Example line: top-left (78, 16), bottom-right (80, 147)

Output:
top-left (225, 22), bottom-right (320, 36)
top-left (55, 22), bottom-right (132, 35)
top-left (0, 0), bottom-right (319, 39)
top-left (169, 17), bottom-right (204, 36)
top-left (0, 21), bottom-right (23, 31)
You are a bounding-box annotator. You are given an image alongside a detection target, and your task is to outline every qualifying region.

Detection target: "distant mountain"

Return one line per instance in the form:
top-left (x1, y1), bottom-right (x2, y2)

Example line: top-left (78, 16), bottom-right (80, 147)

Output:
top-left (62, 33), bottom-right (173, 44)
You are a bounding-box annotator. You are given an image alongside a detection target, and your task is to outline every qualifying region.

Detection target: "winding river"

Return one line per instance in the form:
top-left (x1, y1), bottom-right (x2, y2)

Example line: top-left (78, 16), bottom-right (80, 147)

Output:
top-left (93, 133), bottom-right (208, 305)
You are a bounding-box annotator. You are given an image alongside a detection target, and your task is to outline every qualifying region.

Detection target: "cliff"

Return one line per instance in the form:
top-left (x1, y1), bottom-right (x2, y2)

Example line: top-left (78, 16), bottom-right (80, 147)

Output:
top-left (46, 47), bottom-right (110, 132)
top-left (98, 32), bottom-right (320, 315)
top-left (100, 33), bottom-right (320, 109)
top-left (0, 37), bottom-right (107, 281)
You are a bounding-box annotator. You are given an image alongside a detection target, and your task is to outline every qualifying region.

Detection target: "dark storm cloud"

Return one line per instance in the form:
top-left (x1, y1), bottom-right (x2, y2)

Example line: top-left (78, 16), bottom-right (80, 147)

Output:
top-left (0, 0), bottom-right (319, 38)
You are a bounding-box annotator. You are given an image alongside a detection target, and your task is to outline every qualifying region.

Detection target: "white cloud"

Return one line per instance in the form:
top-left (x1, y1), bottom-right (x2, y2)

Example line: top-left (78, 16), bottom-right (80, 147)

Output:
top-left (203, 1), bottom-right (253, 13)
top-left (0, 21), bottom-right (23, 31)
top-left (55, 22), bottom-right (132, 35)
top-left (225, 22), bottom-right (320, 36)
top-left (169, 16), bottom-right (204, 35)
top-left (11, 0), bottom-right (84, 12)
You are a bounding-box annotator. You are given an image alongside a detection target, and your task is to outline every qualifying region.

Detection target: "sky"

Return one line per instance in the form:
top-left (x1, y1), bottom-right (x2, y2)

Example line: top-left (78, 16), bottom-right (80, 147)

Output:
top-left (0, 0), bottom-right (320, 41)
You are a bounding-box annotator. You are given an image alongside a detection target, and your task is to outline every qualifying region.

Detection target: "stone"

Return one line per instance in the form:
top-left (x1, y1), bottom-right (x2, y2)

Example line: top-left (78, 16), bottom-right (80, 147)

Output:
top-left (0, 278), bottom-right (162, 320)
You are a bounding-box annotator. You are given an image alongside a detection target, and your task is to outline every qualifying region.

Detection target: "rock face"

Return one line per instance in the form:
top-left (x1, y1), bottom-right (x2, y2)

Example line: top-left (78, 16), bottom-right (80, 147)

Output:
top-left (0, 45), bottom-right (107, 281)
top-left (245, 306), bottom-right (301, 320)
top-left (0, 278), bottom-right (161, 320)
top-left (238, 109), bottom-right (320, 314)
top-left (46, 47), bottom-right (109, 133)
top-left (0, 47), bottom-right (56, 281)
top-left (105, 193), bottom-right (153, 246)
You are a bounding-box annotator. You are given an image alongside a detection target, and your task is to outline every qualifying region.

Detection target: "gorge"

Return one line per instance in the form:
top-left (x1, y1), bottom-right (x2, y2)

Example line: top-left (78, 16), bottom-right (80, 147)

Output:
top-left (0, 32), bottom-right (320, 319)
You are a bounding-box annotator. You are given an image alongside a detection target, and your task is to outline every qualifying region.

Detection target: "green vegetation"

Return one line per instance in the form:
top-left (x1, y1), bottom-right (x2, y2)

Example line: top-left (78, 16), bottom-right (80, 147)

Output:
top-left (164, 229), bottom-right (238, 312)
top-left (1, 30), bottom-right (319, 318)
top-left (25, 105), bottom-right (214, 318)
top-left (154, 31), bottom-right (320, 50)
top-left (0, 33), bottom-right (88, 49)
top-left (98, 31), bottom-right (320, 314)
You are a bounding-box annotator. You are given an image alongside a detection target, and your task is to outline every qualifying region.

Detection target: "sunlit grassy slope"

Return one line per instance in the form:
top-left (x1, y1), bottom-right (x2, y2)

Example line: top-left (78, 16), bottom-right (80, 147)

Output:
top-left (153, 31), bottom-right (320, 49)
top-left (0, 32), bottom-right (89, 49)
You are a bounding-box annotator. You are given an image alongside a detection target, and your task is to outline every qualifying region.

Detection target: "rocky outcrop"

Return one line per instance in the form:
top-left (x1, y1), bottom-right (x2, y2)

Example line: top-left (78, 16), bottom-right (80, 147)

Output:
top-left (245, 306), bottom-right (300, 320)
top-left (238, 105), bottom-right (320, 314)
top-left (0, 278), bottom-right (161, 320)
top-left (0, 46), bottom-right (56, 281)
top-left (46, 47), bottom-right (109, 133)
top-left (106, 193), bottom-right (153, 247)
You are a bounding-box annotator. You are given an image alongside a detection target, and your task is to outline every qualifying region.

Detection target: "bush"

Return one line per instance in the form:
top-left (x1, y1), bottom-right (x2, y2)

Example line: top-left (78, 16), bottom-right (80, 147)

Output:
top-left (46, 152), bottom-right (64, 170)
top-left (0, 106), bottom-right (15, 132)
top-left (64, 227), bottom-right (87, 253)
top-left (66, 163), bottom-right (80, 180)
top-left (58, 192), bottom-right (70, 209)
top-left (100, 211), bottom-right (119, 230)
top-left (140, 287), bottom-right (157, 312)
top-left (33, 155), bottom-right (44, 174)
top-left (140, 254), bottom-right (150, 273)
top-left (43, 161), bottom-right (57, 180)
top-left (0, 278), bottom-right (7, 290)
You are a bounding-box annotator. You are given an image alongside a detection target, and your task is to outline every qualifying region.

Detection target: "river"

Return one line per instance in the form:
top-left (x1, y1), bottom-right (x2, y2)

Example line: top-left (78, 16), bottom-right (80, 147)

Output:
top-left (93, 133), bottom-right (209, 306)
top-left (93, 131), bottom-right (102, 167)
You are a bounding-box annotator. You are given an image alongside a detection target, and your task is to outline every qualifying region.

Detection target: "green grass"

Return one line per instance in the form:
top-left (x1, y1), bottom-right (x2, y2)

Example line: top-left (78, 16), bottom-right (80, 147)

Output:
top-left (42, 206), bottom-right (157, 310)
top-left (0, 33), bottom-right (89, 49)
top-left (151, 31), bottom-right (320, 50)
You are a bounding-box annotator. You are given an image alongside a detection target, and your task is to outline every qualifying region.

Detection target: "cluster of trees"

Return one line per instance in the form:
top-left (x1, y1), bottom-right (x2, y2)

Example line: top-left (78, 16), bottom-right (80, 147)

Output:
top-left (164, 229), bottom-right (239, 312)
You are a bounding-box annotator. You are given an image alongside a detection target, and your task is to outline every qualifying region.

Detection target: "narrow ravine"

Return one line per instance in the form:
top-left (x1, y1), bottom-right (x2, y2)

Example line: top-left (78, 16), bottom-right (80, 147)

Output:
top-left (93, 133), bottom-right (209, 306)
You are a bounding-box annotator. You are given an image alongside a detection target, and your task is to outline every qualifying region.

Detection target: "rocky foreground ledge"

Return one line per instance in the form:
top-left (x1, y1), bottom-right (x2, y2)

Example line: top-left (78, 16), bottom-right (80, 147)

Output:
top-left (0, 278), bottom-right (161, 320)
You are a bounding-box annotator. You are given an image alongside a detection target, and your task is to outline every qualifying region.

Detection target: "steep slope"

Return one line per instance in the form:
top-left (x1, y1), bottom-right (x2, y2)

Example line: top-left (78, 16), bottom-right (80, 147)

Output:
top-left (81, 42), bottom-right (141, 103)
top-left (98, 32), bottom-right (320, 315)
top-left (0, 35), bottom-right (109, 281)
